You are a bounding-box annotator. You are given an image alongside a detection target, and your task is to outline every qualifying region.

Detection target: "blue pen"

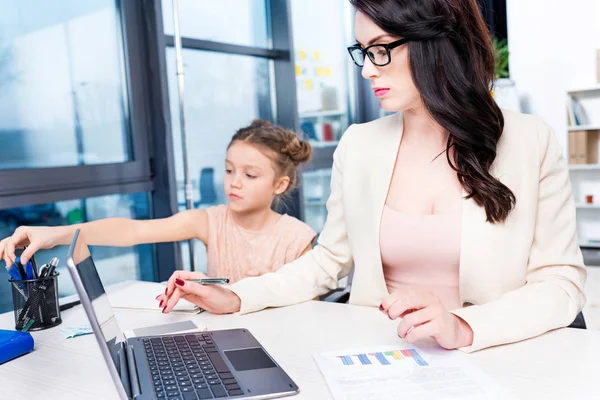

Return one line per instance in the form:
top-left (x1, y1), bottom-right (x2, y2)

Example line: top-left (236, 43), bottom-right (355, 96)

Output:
top-left (25, 262), bottom-right (35, 280)
top-left (8, 264), bottom-right (24, 283)
top-left (8, 264), bottom-right (27, 297)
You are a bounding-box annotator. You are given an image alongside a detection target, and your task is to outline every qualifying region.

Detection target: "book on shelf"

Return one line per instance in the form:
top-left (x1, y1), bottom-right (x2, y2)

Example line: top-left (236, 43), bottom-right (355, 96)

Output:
top-left (568, 97), bottom-right (589, 126)
top-left (567, 98), bottom-right (576, 126)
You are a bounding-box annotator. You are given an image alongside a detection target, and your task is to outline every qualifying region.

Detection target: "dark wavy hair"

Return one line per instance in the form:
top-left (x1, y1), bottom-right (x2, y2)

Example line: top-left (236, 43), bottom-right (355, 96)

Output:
top-left (351, 0), bottom-right (515, 223)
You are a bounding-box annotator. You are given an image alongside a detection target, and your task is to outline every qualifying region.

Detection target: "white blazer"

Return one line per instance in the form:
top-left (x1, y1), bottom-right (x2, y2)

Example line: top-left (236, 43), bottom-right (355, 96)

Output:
top-left (230, 110), bottom-right (587, 352)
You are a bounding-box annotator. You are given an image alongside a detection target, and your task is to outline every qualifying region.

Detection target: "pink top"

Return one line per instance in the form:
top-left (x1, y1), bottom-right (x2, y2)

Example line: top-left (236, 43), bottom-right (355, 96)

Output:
top-left (380, 205), bottom-right (462, 310)
top-left (205, 205), bottom-right (316, 283)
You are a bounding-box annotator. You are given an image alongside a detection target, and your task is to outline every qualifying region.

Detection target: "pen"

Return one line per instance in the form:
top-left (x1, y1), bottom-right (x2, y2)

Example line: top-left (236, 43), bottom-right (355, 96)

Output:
top-left (30, 253), bottom-right (38, 279)
top-left (43, 257), bottom-right (59, 280)
top-left (185, 278), bottom-right (230, 285)
top-left (15, 258), bottom-right (27, 280)
top-left (59, 300), bottom-right (81, 312)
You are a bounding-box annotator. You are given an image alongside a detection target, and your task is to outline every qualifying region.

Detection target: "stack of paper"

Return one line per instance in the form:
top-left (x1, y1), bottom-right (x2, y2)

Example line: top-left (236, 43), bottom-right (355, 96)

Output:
top-left (107, 281), bottom-right (202, 314)
top-left (314, 345), bottom-right (514, 400)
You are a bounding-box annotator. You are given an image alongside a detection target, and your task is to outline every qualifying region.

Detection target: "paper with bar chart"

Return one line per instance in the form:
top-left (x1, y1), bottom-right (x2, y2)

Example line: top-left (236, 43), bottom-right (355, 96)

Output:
top-left (314, 345), bottom-right (513, 400)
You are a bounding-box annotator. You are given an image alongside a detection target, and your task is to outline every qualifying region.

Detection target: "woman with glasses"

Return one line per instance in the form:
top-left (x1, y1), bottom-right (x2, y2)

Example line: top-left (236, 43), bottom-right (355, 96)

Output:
top-left (159, 0), bottom-right (586, 353)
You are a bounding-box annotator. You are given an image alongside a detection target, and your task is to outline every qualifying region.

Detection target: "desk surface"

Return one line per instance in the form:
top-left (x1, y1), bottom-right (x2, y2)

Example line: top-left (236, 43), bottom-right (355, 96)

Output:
top-left (1, 281), bottom-right (599, 399)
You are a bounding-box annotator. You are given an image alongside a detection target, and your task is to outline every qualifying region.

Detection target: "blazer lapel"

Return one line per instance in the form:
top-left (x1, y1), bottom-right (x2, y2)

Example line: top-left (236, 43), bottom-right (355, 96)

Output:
top-left (368, 113), bottom-right (405, 296)
top-left (458, 188), bottom-right (487, 305)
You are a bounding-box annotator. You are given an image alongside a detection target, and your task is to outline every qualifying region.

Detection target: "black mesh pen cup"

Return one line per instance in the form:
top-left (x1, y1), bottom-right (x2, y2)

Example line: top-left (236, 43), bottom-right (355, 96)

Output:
top-left (9, 273), bottom-right (62, 331)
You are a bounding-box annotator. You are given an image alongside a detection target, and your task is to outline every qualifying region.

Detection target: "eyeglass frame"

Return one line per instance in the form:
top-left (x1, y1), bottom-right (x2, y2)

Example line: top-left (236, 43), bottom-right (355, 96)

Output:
top-left (346, 38), bottom-right (409, 67)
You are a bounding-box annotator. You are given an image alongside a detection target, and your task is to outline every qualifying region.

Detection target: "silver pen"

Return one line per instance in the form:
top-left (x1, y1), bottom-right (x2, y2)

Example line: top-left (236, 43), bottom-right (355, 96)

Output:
top-left (185, 278), bottom-right (230, 285)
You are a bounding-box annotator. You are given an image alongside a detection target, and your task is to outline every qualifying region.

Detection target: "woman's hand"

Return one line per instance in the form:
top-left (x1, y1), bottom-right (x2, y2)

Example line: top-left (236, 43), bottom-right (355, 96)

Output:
top-left (0, 226), bottom-right (66, 268)
top-left (380, 288), bottom-right (473, 349)
top-left (156, 271), bottom-right (242, 315)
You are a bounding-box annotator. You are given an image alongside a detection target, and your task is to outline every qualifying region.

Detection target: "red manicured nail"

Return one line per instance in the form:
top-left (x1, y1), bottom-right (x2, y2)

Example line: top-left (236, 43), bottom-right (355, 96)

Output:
top-left (165, 287), bottom-right (168, 295)
top-left (379, 304), bottom-right (384, 311)
top-left (159, 301), bottom-right (163, 308)
top-left (162, 306), bottom-right (167, 313)
top-left (176, 279), bottom-right (184, 286)
top-left (389, 315), bottom-right (393, 320)
top-left (155, 295), bottom-right (160, 300)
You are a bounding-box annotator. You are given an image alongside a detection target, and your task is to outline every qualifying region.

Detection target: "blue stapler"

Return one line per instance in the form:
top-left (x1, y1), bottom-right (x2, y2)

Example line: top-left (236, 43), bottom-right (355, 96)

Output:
top-left (0, 330), bottom-right (35, 364)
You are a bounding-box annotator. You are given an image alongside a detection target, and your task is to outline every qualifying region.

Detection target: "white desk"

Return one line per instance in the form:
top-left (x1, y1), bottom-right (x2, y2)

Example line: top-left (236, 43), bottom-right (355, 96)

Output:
top-left (1, 281), bottom-right (599, 399)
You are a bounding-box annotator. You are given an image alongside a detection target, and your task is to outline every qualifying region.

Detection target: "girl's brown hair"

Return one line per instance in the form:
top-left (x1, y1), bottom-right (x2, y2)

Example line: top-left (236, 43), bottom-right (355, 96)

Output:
top-left (228, 119), bottom-right (312, 195)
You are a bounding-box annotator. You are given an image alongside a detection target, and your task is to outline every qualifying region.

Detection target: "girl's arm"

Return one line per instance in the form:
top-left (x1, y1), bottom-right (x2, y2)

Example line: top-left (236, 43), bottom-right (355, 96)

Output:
top-left (1, 209), bottom-right (208, 266)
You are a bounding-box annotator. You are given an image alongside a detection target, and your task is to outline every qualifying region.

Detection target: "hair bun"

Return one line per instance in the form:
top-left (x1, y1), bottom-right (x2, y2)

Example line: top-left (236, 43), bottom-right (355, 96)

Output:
top-left (281, 133), bottom-right (313, 165)
top-left (249, 119), bottom-right (272, 129)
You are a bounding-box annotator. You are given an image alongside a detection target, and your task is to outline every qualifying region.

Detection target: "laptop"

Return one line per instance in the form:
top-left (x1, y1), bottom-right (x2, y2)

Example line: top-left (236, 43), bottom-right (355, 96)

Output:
top-left (66, 229), bottom-right (300, 400)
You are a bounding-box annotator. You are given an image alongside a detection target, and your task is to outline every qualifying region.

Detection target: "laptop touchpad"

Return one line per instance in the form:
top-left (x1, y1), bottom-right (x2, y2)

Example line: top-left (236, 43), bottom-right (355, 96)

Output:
top-left (225, 348), bottom-right (277, 371)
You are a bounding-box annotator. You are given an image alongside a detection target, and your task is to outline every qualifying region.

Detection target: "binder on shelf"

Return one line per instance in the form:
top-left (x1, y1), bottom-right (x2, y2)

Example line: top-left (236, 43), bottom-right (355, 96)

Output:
top-left (570, 130), bottom-right (599, 164)
top-left (568, 130), bottom-right (578, 164)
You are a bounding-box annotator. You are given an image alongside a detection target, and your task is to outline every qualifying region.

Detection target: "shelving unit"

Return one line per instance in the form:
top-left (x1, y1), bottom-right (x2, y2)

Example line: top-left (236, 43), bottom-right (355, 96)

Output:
top-left (567, 85), bottom-right (600, 249)
top-left (299, 109), bottom-right (348, 144)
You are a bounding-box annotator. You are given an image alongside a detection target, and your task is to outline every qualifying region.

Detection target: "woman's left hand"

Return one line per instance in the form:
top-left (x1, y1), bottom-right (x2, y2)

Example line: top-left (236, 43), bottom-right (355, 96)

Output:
top-left (380, 288), bottom-right (474, 350)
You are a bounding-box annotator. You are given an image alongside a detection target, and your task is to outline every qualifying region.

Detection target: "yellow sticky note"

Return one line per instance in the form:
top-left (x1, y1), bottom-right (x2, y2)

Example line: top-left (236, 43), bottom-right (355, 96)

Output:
top-left (299, 50), bottom-right (307, 60)
top-left (305, 79), bottom-right (313, 90)
top-left (314, 51), bottom-right (320, 61)
top-left (325, 67), bottom-right (331, 77)
top-left (295, 65), bottom-right (302, 76)
top-left (316, 66), bottom-right (324, 77)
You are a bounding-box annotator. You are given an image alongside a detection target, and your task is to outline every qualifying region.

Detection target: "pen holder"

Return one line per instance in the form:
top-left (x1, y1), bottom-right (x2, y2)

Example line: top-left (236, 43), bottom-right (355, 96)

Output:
top-left (9, 273), bottom-right (62, 331)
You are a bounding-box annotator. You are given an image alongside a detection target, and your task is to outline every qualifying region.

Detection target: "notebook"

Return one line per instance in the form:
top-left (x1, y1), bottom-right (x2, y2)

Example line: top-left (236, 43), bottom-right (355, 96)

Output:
top-left (107, 281), bottom-right (203, 314)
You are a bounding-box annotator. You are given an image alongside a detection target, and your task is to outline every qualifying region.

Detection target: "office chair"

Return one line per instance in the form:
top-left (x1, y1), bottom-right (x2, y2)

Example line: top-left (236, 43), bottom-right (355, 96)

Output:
top-left (568, 312), bottom-right (587, 329)
top-left (194, 167), bottom-right (217, 208)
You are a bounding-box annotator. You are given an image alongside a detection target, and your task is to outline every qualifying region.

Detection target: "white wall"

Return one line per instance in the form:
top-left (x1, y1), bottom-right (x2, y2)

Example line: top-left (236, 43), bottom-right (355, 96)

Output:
top-left (507, 0), bottom-right (600, 152)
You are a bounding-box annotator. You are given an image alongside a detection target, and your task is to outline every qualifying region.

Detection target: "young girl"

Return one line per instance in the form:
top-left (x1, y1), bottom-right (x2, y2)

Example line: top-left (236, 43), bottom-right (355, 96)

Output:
top-left (0, 120), bottom-right (316, 296)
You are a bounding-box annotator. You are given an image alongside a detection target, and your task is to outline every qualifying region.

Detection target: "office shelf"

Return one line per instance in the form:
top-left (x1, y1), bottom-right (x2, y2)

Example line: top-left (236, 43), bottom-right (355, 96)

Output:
top-left (567, 85), bottom-right (600, 95)
top-left (580, 239), bottom-right (600, 249)
top-left (576, 203), bottom-right (600, 209)
top-left (299, 110), bottom-right (345, 118)
top-left (569, 164), bottom-right (600, 171)
top-left (568, 125), bottom-right (600, 132)
top-left (310, 140), bottom-right (339, 149)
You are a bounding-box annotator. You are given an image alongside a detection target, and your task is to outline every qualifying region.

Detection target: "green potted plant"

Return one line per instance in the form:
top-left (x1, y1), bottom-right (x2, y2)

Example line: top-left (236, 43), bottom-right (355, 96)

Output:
top-left (493, 37), bottom-right (509, 79)
top-left (491, 37), bottom-right (520, 111)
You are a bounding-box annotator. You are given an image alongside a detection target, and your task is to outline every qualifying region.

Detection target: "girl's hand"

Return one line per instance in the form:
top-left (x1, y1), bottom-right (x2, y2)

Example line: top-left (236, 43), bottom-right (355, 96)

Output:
top-left (156, 271), bottom-right (241, 314)
top-left (0, 226), bottom-right (66, 268)
top-left (381, 287), bottom-right (473, 349)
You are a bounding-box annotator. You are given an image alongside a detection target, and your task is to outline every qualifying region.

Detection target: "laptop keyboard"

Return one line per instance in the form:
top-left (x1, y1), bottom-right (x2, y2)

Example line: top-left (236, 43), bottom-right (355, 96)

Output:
top-left (144, 333), bottom-right (244, 399)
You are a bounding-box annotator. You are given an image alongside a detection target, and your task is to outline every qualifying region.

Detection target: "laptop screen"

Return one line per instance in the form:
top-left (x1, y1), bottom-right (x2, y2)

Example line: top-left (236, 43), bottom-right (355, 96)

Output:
top-left (68, 231), bottom-right (125, 367)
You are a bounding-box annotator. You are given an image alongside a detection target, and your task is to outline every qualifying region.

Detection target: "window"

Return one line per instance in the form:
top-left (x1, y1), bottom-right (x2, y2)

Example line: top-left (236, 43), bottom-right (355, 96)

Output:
top-left (166, 48), bottom-right (273, 210)
top-left (0, 0), bottom-right (131, 170)
top-left (0, 192), bottom-right (155, 313)
top-left (291, 0), bottom-right (353, 148)
top-left (161, 0), bottom-right (270, 48)
top-left (166, 48), bottom-right (273, 271)
top-left (290, 0), bottom-right (356, 234)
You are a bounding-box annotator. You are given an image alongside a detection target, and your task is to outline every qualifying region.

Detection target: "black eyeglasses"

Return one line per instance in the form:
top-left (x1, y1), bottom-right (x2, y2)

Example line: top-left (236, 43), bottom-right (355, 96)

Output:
top-left (347, 38), bottom-right (409, 67)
